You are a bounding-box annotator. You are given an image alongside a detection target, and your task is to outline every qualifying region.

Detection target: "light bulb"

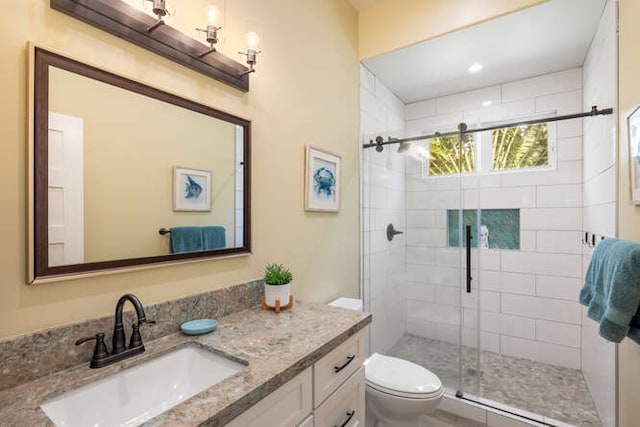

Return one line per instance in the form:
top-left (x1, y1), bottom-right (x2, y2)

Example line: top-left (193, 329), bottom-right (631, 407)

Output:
top-left (205, 5), bottom-right (219, 25)
top-left (245, 32), bottom-right (260, 50)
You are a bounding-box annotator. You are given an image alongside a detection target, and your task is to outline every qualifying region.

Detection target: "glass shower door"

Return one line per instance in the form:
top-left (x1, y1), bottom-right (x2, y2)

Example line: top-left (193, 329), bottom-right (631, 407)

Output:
top-left (391, 129), bottom-right (482, 398)
top-left (361, 132), bottom-right (407, 358)
top-left (454, 205), bottom-right (482, 399)
top-left (437, 128), bottom-right (482, 399)
top-left (360, 127), bottom-right (482, 399)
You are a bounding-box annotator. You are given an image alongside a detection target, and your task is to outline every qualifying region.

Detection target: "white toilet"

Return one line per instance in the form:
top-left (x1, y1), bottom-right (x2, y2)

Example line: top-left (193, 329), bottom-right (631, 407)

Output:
top-left (365, 352), bottom-right (443, 427)
top-left (328, 298), bottom-right (444, 427)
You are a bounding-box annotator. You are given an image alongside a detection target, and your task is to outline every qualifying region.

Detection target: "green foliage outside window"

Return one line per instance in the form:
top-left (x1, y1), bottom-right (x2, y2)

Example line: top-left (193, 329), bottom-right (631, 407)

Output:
top-left (428, 123), bottom-right (549, 176)
top-left (429, 134), bottom-right (475, 176)
top-left (492, 124), bottom-right (548, 170)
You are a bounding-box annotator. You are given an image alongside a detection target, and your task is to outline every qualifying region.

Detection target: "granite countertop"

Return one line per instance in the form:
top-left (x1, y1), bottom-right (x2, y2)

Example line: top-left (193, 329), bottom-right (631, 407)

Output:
top-left (0, 301), bottom-right (371, 426)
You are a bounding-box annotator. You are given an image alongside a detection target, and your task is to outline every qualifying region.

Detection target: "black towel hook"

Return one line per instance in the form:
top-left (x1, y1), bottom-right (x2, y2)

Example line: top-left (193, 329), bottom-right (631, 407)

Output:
top-left (584, 231), bottom-right (608, 247)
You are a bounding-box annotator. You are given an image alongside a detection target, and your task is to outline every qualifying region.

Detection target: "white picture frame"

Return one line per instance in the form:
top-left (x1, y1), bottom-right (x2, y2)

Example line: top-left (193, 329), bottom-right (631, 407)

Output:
top-left (627, 105), bottom-right (640, 204)
top-left (305, 146), bottom-right (341, 212)
top-left (173, 166), bottom-right (212, 211)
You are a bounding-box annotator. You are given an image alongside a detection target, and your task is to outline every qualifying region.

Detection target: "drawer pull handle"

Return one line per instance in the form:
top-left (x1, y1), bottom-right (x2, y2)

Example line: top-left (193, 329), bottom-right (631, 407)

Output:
top-left (334, 354), bottom-right (356, 373)
top-left (335, 410), bottom-right (355, 427)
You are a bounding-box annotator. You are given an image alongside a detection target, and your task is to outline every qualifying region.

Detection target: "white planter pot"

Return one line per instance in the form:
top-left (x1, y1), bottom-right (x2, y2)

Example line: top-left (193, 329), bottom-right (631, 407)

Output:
top-left (264, 283), bottom-right (291, 307)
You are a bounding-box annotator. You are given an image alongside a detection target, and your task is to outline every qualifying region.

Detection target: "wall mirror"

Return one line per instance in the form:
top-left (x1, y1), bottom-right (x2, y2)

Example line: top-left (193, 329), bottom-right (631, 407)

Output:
top-left (30, 46), bottom-right (251, 282)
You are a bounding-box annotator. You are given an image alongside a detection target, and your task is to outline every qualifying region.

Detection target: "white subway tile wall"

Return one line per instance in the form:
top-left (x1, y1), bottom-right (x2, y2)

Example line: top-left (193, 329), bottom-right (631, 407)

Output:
top-left (501, 68), bottom-right (582, 104)
top-left (403, 68), bottom-right (587, 370)
top-left (360, 64), bottom-right (406, 354)
top-left (557, 136), bottom-right (583, 161)
top-left (580, 2), bottom-right (617, 426)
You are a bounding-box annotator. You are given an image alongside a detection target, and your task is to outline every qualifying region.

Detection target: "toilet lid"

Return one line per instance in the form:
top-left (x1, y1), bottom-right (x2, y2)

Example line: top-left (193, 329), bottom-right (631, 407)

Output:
top-left (365, 353), bottom-right (442, 398)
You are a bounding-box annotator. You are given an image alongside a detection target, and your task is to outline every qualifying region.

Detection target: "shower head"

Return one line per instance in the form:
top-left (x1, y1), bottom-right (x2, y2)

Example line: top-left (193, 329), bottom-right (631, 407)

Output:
top-left (397, 141), bottom-right (412, 153)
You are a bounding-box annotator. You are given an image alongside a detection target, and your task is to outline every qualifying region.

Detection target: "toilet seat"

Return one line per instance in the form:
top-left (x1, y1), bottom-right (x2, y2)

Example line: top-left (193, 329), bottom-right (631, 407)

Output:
top-left (365, 353), bottom-right (443, 400)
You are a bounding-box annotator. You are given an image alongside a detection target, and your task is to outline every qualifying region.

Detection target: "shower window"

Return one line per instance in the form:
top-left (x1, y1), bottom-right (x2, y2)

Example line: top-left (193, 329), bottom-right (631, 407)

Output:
top-left (424, 117), bottom-right (556, 178)
top-left (478, 117), bottom-right (557, 173)
top-left (428, 134), bottom-right (476, 176)
top-left (491, 123), bottom-right (549, 171)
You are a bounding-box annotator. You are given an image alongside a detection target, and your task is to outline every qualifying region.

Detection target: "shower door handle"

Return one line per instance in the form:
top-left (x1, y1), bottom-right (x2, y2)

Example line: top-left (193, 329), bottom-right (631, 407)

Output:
top-left (466, 225), bottom-right (472, 293)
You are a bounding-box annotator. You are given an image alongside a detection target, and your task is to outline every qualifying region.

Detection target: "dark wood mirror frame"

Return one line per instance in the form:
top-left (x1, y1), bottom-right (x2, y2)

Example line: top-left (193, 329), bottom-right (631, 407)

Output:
top-left (30, 46), bottom-right (251, 283)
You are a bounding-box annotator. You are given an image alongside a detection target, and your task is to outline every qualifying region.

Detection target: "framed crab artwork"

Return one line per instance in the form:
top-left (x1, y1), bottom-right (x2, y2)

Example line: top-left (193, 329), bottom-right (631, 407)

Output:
top-left (305, 146), bottom-right (341, 212)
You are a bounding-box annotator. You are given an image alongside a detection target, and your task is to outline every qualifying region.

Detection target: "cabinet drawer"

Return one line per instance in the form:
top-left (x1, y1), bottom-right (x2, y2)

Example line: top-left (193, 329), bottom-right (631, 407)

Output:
top-left (313, 330), bottom-right (365, 408)
top-left (226, 367), bottom-right (312, 427)
top-left (314, 367), bottom-right (365, 427)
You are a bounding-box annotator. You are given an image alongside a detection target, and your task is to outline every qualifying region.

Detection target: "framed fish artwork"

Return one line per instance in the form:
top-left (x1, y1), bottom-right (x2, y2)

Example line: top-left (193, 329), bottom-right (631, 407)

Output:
top-left (173, 166), bottom-right (212, 211)
top-left (305, 146), bottom-right (341, 212)
top-left (628, 105), bottom-right (640, 204)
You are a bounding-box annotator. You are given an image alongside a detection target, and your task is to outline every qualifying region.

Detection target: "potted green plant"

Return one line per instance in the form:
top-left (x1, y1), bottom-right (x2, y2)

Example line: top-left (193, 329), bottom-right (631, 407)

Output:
top-left (264, 263), bottom-right (293, 308)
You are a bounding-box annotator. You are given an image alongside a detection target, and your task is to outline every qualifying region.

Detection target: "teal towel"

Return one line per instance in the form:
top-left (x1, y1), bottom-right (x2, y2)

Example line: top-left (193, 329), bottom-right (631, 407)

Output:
top-left (170, 226), bottom-right (203, 254)
top-left (202, 226), bottom-right (226, 250)
top-left (579, 238), bottom-right (640, 343)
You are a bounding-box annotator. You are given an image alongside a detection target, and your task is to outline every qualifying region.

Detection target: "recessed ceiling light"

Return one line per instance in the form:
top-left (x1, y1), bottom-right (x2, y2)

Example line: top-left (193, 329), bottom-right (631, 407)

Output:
top-left (482, 100), bottom-right (492, 107)
top-left (468, 63), bottom-right (483, 73)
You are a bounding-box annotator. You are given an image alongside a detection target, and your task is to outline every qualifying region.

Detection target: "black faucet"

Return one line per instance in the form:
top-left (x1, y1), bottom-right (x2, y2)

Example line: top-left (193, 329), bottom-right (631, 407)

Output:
top-left (76, 294), bottom-right (155, 369)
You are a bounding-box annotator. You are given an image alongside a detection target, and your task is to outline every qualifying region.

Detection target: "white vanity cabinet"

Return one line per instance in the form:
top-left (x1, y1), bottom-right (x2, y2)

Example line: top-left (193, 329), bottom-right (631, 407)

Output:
top-left (225, 368), bottom-right (313, 427)
top-left (225, 330), bottom-right (366, 427)
top-left (313, 368), bottom-right (365, 427)
top-left (313, 329), bottom-right (365, 407)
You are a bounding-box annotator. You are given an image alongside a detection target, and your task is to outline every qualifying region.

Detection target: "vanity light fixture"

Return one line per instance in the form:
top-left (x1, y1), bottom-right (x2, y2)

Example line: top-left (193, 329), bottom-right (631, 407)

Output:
top-left (51, 0), bottom-right (257, 92)
top-left (145, 0), bottom-right (171, 33)
top-left (197, 5), bottom-right (222, 58)
top-left (239, 31), bottom-right (261, 76)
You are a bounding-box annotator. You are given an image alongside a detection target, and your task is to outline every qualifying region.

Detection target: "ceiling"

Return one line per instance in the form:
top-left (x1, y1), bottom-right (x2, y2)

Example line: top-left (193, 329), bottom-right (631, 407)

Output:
top-left (362, 0), bottom-right (607, 103)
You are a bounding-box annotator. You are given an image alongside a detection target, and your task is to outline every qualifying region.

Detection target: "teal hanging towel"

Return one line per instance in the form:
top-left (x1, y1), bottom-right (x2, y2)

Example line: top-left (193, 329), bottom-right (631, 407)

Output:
top-left (202, 226), bottom-right (226, 250)
top-left (579, 238), bottom-right (640, 343)
top-left (169, 226), bottom-right (204, 254)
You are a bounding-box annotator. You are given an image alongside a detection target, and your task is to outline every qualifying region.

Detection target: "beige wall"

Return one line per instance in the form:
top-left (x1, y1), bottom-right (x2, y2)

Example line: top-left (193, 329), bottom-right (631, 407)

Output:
top-left (618, 1), bottom-right (640, 425)
top-left (0, 0), bottom-right (359, 339)
top-left (357, 0), bottom-right (548, 60)
top-left (49, 67), bottom-right (236, 262)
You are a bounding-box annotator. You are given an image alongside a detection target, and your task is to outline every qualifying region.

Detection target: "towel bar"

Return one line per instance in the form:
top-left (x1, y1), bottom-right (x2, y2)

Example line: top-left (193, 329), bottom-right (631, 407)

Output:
top-left (159, 228), bottom-right (171, 235)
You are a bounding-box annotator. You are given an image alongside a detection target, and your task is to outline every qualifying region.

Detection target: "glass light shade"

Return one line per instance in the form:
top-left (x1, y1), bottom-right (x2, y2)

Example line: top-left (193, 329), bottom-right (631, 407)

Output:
top-left (245, 32), bottom-right (260, 50)
top-left (205, 5), bottom-right (219, 25)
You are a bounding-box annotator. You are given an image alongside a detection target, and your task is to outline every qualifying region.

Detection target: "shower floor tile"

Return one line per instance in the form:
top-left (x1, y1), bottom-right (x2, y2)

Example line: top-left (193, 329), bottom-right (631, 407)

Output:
top-left (386, 334), bottom-right (601, 427)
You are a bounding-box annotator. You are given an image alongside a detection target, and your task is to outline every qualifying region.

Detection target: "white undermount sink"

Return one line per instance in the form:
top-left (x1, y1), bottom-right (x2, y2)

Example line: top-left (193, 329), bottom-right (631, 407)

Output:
top-left (41, 345), bottom-right (245, 427)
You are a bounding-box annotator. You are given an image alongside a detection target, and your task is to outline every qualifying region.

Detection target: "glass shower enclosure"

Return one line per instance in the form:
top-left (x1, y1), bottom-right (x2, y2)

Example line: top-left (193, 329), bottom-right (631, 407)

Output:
top-left (361, 110), bottom-right (605, 426)
top-left (361, 127), bottom-right (483, 400)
